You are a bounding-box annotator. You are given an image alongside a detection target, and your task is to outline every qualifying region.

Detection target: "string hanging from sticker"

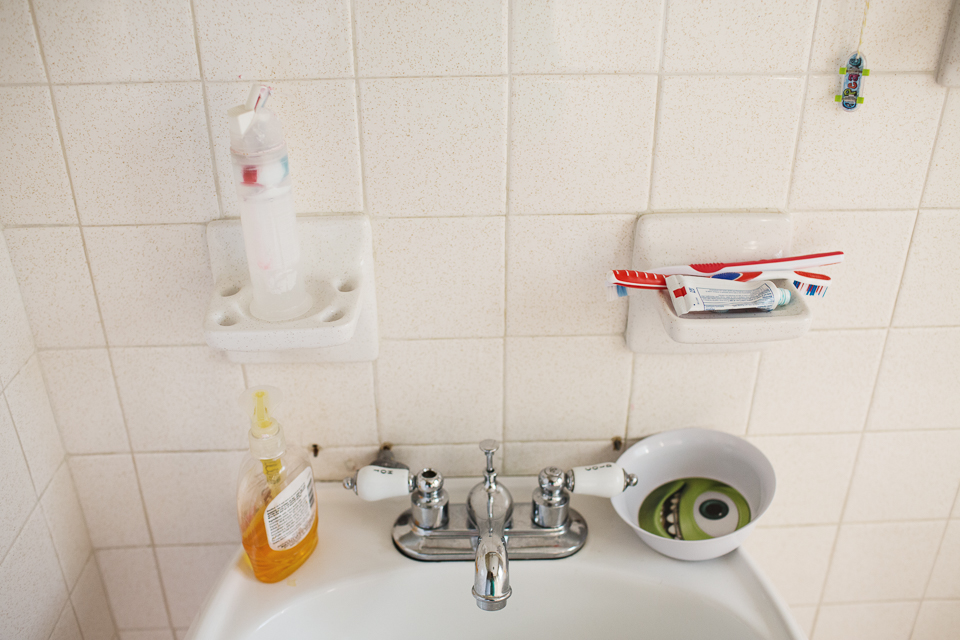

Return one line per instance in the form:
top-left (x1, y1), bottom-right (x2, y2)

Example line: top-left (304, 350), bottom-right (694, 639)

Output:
top-left (836, 1), bottom-right (871, 112)
top-left (856, 1), bottom-right (870, 59)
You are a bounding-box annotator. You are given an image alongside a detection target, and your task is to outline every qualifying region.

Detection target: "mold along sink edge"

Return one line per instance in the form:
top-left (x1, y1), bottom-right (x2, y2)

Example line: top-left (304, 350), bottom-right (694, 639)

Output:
top-left (185, 478), bottom-right (806, 640)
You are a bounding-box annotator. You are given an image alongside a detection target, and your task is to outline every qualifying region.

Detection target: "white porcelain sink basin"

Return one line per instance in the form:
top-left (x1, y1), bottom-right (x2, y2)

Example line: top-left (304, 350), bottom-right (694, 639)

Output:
top-left (186, 478), bottom-right (805, 640)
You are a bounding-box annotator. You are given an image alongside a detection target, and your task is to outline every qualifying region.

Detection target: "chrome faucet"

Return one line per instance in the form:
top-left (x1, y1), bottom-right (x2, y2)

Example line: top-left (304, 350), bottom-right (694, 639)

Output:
top-left (343, 441), bottom-right (637, 611)
top-left (467, 440), bottom-right (512, 610)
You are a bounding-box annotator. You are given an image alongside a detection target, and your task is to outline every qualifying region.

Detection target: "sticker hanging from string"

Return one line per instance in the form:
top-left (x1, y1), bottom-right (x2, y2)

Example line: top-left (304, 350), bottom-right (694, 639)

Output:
top-left (835, 1), bottom-right (871, 111)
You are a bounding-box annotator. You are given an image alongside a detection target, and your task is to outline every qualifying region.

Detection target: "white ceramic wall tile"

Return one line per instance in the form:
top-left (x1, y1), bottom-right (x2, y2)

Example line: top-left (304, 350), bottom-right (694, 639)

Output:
top-left (506, 214), bottom-right (633, 336)
top-left (71, 557), bottom-right (117, 640)
top-left (505, 336), bottom-right (632, 441)
top-left (927, 520), bottom-right (960, 598)
top-left (40, 350), bottom-right (128, 455)
top-left (650, 76), bottom-right (803, 210)
top-left (155, 545), bottom-right (237, 628)
top-left (33, 0), bottom-right (199, 82)
top-left (97, 548), bottom-right (169, 630)
top-left (662, 0), bottom-right (817, 72)
top-left (868, 328), bottom-right (960, 430)
top-left (0, 86), bottom-right (75, 226)
top-left (0, 0), bottom-right (45, 83)
top-left (309, 445), bottom-right (380, 482)
top-left (749, 330), bottom-right (885, 435)
top-left (923, 92), bottom-right (960, 207)
top-left (0, 509), bottom-right (67, 640)
top-left (372, 217), bottom-right (505, 339)
top-left (628, 352), bottom-right (759, 438)
top-left (0, 396), bottom-right (36, 560)
top-left (743, 525), bottom-right (836, 605)
top-left (40, 464), bottom-right (92, 590)
top-left (813, 601), bottom-right (919, 640)
top-left (361, 78), bottom-right (506, 217)
top-left (510, 75), bottom-right (655, 214)
top-left (894, 210), bottom-right (960, 327)
top-left (390, 442), bottom-right (503, 479)
top-left (748, 434), bottom-right (860, 526)
top-left (791, 210), bottom-right (915, 329)
top-left (377, 339), bottom-right (503, 445)
top-left (511, 0), bottom-right (662, 73)
top-left (70, 455), bottom-right (150, 548)
top-left (912, 600), bottom-right (960, 640)
top-left (49, 603), bottom-right (83, 640)
top-left (194, 0), bottom-right (353, 80)
top-left (244, 362), bottom-right (378, 447)
top-left (120, 631), bottom-right (174, 640)
top-left (112, 347), bottom-right (245, 451)
top-left (0, 239), bottom-right (33, 388)
top-left (206, 81), bottom-right (362, 218)
top-left (5, 356), bottom-right (65, 494)
top-left (84, 225), bottom-right (212, 346)
top-left (136, 451), bottom-right (244, 544)
top-left (822, 521), bottom-right (944, 602)
top-left (5, 228), bottom-right (104, 348)
top-left (810, 0), bottom-right (953, 73)
top-left (355, 0), bottom-right (505, 76)
top-left (845, 431), bottom-right (960, 522)
top-left (502, 440), bottom-right (618, 476)
top-left (790, 75), bottom-right (946, 210)
top-left (56, 84), bottom-right (217, 225)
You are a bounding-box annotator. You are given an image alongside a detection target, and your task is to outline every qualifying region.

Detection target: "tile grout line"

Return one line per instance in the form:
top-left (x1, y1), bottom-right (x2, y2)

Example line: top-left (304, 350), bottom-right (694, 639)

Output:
top-left (188, 0), bottom-right (226, 221)
top-left (887, 88), bottom-right (952, 329)
top-left (909, 481), bottom-right (960, 638)
top-left (501, 0), bottom-right (513, 446)
top-left (8, 204), bottom-right (960, 232)
top-left (17, 7), bottom-right (105, 625)
top-left (810, 325), bottom-right (890, 629)
top-left (644, 0), bottom-right (670, 211)
top-left (797, 2), bottom-right (833, 631)
top-left (0, 397), bottom-right (41, 568)
top-left (2, 70), bottom-right (942, 89)
top-left (742, 350), bottom-right (764, 436)
top-left (348, 0), bottom-right (385, 451)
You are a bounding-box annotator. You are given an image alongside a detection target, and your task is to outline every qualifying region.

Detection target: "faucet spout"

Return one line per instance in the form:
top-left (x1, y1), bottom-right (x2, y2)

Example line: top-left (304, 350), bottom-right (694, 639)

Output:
top-left (472, 531), bottom-right (511, 611)
top-left (468, 440), bottom-right (513, 611)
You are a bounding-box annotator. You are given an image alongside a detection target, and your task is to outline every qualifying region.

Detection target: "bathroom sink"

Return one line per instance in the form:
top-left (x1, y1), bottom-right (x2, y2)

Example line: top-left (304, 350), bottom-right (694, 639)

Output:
top-left (185, 478), bottom-right (805, 640)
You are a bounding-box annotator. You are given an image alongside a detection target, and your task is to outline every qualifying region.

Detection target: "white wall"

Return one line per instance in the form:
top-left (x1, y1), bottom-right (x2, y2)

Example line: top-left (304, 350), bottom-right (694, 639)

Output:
top-left (1, 1), bottom-right (959, 639)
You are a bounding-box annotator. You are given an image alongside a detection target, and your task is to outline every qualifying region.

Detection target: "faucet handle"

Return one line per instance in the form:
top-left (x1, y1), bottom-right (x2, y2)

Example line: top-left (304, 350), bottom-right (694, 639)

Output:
top-left (565, 463), bottom-right (638, 498)
top-left (343, 465), bottom-right (414, 501)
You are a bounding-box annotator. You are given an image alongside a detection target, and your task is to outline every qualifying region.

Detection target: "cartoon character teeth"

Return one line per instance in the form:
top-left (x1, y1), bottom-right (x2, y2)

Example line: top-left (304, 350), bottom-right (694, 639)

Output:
top-left (638, 477), bottom-right (752, 541)
top-left (835, 52), bottom-right (869, 111)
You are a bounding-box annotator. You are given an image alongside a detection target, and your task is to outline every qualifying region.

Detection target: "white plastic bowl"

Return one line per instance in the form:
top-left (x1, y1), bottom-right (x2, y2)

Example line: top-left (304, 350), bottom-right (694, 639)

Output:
top-left (610, 428), bottom-right (776, 561)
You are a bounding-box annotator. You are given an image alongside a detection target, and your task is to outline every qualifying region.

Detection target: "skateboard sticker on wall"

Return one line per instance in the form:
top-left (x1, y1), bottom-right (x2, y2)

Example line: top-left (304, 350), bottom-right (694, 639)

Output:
top-left (836, 53), bottom-right (869, 111)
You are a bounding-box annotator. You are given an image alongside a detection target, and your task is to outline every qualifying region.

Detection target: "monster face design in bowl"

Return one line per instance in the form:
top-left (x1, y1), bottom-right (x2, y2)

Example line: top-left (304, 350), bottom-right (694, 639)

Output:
top-left (638, 478), bottom-right (751, 541)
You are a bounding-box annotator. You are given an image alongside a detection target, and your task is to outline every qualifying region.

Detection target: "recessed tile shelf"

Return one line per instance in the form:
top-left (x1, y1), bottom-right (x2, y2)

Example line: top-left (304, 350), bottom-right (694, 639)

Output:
top-left (203, 215), bottom-right (378, 363)
top-left (626, 212), bottom-right (811, 353)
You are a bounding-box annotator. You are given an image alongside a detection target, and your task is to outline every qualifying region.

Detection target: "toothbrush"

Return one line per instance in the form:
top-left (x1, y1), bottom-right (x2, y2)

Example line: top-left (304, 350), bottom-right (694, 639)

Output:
top-left (645, 251), bottom-right (844, 277)
top-left (607, 251), bottom-right (843, 296)
top-left (607, 269), bottom-right (832, 299)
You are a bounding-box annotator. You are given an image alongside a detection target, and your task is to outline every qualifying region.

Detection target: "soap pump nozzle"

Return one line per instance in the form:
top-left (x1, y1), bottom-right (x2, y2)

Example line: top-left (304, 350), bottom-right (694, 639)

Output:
top-left (239, 386), bottom-right (287, 480)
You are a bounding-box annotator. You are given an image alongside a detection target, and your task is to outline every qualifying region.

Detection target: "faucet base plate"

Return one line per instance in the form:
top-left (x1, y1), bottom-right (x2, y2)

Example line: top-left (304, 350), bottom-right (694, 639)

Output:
top-left (392, 503), bottom-right (587, 562)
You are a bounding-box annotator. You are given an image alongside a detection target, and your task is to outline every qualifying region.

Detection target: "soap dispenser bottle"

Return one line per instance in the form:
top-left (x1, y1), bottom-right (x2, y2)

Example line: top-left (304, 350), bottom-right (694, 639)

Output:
top-left (236, 386), bottom-right (317, 583)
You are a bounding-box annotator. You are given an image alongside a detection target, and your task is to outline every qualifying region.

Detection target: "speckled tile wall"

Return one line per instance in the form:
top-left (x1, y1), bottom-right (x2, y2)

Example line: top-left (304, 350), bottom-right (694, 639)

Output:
top-left (2, 1), bottom-right (960, 638)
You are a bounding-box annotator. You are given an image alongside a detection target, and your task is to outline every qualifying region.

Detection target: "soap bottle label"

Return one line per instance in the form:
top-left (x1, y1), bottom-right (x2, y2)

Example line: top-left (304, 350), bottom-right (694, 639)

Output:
top-left (264, 467), bottom-right (316, 551)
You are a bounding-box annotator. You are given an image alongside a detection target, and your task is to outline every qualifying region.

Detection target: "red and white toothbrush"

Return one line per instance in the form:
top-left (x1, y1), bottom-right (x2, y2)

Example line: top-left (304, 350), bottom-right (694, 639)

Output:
top-left (607, 251), bottom-right (843, 298)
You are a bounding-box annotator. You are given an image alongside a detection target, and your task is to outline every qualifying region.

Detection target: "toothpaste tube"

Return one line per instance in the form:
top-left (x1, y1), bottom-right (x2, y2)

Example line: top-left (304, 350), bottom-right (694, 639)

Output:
top-left (665, 274), bottom-right (791, 315)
